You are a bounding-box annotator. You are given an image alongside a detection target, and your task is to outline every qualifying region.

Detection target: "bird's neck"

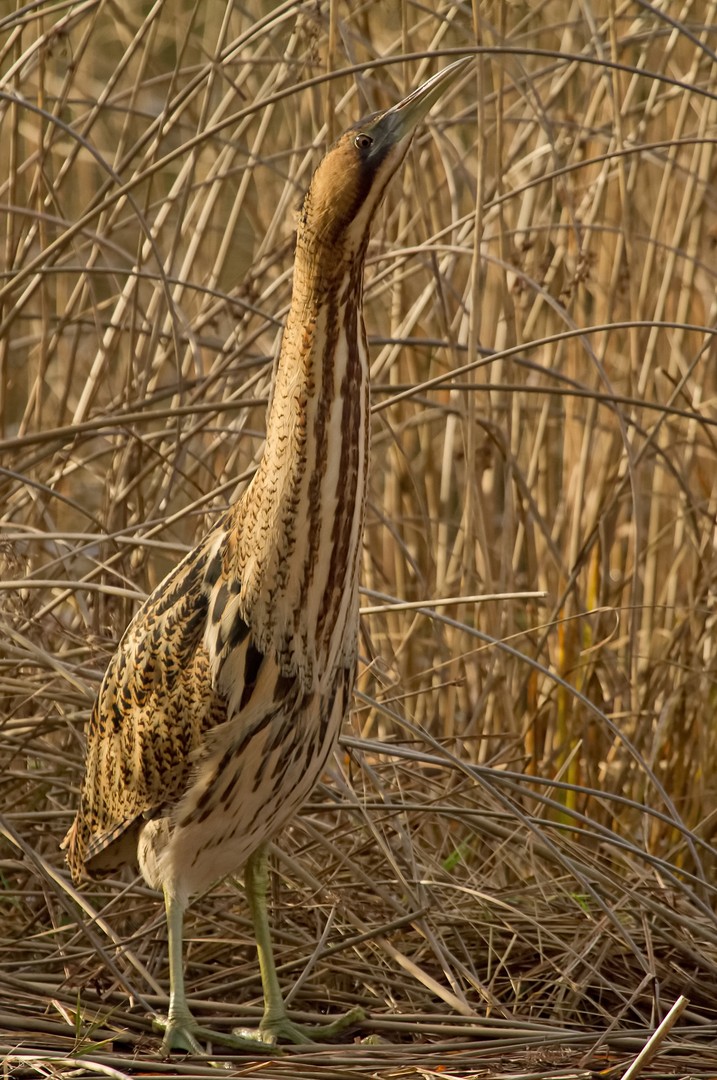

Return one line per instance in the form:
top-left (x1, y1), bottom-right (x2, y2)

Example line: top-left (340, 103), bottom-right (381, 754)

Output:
top-left (239, 234), bottom-right (371, 678)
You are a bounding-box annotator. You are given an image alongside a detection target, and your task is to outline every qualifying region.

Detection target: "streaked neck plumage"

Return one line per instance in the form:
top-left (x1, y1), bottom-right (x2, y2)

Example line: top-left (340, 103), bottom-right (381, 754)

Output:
top-left (239, 221), bottom-right (371, 681)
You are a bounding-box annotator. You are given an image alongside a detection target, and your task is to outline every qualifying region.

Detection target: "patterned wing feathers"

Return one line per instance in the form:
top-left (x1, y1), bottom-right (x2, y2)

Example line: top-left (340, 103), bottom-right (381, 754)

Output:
top-left (65, 537), bottom-right (227, 881)
top-left (65, 511), bottom-right (284, 883)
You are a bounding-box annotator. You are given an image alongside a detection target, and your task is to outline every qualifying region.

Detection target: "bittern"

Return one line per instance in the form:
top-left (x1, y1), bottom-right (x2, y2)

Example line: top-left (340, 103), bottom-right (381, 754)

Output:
top-left (64, 58), bottom-right (468, 1054)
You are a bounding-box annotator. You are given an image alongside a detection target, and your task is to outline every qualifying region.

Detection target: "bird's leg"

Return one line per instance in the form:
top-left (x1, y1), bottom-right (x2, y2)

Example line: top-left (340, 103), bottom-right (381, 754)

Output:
top-left (153, 886), bottom-right (205, 1053)
top-left (155, 886), bottom-right (266, 1054)
top-left (234, 844), bottom-right (364, 1045)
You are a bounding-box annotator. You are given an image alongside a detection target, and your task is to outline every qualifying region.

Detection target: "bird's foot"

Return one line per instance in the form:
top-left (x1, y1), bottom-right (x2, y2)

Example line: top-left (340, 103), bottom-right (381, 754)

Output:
top-left (153, 1010), bottom-right (204, 1054)
top-left (234, 1005), bottom-right (365, 1046)
top-left (153, 1001), bottom-right (365, 1053)
top-left (153, 1011), bottom-right (267, 1055)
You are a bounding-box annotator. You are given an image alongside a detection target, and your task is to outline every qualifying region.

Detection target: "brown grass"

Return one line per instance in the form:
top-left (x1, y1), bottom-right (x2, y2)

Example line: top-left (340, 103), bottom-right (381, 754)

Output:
top-left (2, 1), bottom-right (717, 1076)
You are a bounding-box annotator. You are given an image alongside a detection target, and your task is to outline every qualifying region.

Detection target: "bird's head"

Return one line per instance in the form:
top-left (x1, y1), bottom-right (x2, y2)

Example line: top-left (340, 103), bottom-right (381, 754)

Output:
top-left (298, 58), bottom-right (469, 260)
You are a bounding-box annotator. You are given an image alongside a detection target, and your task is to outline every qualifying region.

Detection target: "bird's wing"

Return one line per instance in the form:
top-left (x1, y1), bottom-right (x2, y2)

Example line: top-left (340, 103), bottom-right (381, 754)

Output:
top-left (65, 503), bottom-right (297, 880)
top-left (65, 524), bottom-right (234, 876)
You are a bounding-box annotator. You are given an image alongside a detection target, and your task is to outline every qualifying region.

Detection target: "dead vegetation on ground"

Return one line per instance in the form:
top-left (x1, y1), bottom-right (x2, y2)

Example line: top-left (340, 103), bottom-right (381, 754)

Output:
top-left (1, 1), bottom-right (717, 1076)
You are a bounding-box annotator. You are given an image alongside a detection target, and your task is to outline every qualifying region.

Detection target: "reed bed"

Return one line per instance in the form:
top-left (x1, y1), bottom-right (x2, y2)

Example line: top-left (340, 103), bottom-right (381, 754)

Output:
top-left (1, 1), bottom-right (717, 1076)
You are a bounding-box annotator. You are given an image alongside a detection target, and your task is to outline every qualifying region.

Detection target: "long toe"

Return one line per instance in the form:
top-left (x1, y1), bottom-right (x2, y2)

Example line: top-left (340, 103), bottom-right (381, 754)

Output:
top-left (154, 1014), bottom-right (269, 1055)
top-left (234, 1005), bottom-right (365, 1046)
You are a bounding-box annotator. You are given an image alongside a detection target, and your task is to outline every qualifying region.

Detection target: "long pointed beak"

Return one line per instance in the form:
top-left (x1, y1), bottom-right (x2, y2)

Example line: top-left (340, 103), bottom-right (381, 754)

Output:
top-left (377, 57), bottom-right (471, 144)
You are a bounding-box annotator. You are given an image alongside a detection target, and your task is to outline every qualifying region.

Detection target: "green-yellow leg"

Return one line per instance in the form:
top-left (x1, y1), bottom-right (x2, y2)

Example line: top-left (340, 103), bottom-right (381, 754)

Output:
top-left (154, 886), bottom-right (266, 1054)
top-left (234, 844), bottom-right (364, 1045)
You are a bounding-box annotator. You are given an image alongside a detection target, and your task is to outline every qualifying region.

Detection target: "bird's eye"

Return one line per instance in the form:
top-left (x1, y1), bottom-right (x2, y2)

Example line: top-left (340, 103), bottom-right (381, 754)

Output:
top-left (354, 133), bottom-right (373, 151)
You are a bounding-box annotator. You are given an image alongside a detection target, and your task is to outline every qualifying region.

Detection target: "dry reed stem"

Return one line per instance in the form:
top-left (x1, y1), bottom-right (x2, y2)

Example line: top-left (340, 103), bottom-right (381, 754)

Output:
top-left (2, 1), bottom-right (717, 1076)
